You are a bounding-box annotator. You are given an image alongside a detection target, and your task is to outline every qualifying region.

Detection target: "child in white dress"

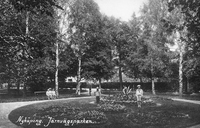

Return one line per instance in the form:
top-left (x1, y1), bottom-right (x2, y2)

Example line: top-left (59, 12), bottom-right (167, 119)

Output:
top-left (135, 85), bottom-right (143, 108)
top-left (46, 88), bottom-right (52, 100)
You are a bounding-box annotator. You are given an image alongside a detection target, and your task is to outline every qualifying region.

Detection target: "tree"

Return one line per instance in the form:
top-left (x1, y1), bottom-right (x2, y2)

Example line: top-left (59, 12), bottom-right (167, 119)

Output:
top-left (82, 16), bottom-right (114, 88)
top-left (105, 17), bottom-right (131, 90)
top-left (124, 13), bottom-right (142, 81)
top-left (67, 0), bottom-right (102, 95)
top-left (7, 0), bottom-right (62, 96)
top-left (167, 0), bottom-right (200, 94)
top-left (136, 0), bottom-right (171, 95)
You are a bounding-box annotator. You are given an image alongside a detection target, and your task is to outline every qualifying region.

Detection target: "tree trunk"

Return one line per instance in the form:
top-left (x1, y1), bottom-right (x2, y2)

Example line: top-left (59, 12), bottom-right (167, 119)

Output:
top-left (23, 10), bottom-right (30, 98)
top-left (7, 82), bottom-right (11, 95)
top-left (99, 78), bottom-right (102, 98)
top-left (186, 77), bottom-right (189, 93)
top-left (25, 11), bottom-right (29, 36)
top-left (76, 56), bottom-right (81, 95)
top-left (179, 46), bottom-right (183, 97)
top-left (152, 77), bottom-right (156, 95)
top-left (55, 40), bottom-right (59, 97)
top-left (17, 80), bottom-right (20, 96)
top-left (118, 46), bottom-right (123, 90)
top-left (140, 77), bottom-right (143, 83)
top-left (98, 78), bottom-right (101, 89)
top-left (150, 57), bottom-right (156, 95)
top-left (119, 64), bottom-right (123, 90)
top-left (23, 83), bottom-right (26, 97)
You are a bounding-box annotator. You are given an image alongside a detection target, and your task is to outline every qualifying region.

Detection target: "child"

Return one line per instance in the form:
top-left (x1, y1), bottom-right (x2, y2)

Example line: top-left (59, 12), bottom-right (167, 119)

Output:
top-left (46, 88), bottom-right (52, 100)
top-left (52, 88), bottom-right (56, 99)
top-left (135, 85), bottom-right (143, 108)
top-left (95, 87), bottom-right (101, 104)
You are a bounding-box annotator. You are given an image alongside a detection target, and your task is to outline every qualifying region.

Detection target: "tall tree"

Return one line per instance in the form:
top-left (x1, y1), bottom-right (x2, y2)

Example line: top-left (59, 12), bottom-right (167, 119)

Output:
top-left (82, 16), bottom-right (114, 88)
top-left (167, 0), bottom-right (200, 94)
top-left (67, 0), bottom-right (102, 95)
top-left (53, 0), bottom-right (70, 97)
top-left (7, 0), bottom-right (61, 96)
top-left (138, 0), bottom-right (170, 95)
top-left (105, 17), bottom-right (131, 90)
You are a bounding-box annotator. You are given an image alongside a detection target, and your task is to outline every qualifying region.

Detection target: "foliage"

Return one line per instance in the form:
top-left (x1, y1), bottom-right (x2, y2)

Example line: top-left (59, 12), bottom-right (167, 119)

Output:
top-left (166, 0), bottom-right (200, 93)
top-left (82, 16), bottom-right (114, 80)
top-left (127, 110), bottom-right (190, 127)
top-left (33, 105), bottom-right (108, 125)
top-left (66, 0), bottom-right (103, 94)
top-left (9, 0), bottom-right (61, 16)
top-left (101, 95), bottom-right (155, 106)
top-left (33, 105), bottom-right (80, 119)
top-left (75, 110), bottom-right (107, 123)
top-left (137, 0), bottom-right (171, 79)
top-left (98, 103), bottom-right (126, 113)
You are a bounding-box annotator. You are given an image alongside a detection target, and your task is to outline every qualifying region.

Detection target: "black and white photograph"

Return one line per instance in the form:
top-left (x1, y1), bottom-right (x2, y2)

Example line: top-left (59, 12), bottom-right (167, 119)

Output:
top-left (0, 0), bottom-right (200, 128)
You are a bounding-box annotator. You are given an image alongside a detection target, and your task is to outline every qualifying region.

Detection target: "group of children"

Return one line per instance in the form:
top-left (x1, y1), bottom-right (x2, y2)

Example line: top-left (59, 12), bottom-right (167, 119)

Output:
top-left (95, 85), bottom-right (144, 108)
top-left (46, 88), bottom-right (57, 100)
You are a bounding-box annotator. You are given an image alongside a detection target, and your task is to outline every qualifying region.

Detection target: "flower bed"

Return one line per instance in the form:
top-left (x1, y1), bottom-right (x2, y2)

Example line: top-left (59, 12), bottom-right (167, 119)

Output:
top-left (98, 103), bottom-right (127, 113)
top-left (75, 110), bottom-right (107, 124)
top-left (9, 97), bottom-right (200, 128)
top-left (33, 105), bottom-right (80, 119)
top-left (32, 105), bottom-right (108, 124)
top-left (127, 110), bottom-right (190, 127)
top-left (101, 94), bottom-right (155, 106)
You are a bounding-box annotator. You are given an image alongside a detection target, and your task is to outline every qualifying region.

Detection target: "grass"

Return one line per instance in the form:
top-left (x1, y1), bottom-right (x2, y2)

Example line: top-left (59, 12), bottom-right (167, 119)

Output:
top-left (8, 96), bottom-right (200, 128)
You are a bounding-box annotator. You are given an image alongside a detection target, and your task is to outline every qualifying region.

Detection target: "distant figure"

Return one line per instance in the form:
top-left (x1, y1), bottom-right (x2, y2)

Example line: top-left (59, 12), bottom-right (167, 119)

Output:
top-left (95, 87), bottom-right (101, 104)
top-left (52, 88), bottom-right (56, 99)
top-left (46, 88), bottom-right (52, 100)
top-left (123, 86), bottom-right (127, 95)
top-left (89, 86), bottom-right (92, 96)
top-left (135, 85), bottom-right (143, 108)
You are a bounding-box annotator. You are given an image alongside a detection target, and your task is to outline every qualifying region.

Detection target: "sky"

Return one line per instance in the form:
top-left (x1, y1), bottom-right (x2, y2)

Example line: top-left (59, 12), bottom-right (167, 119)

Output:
top-left (94, 0), bottom-right (147, 21)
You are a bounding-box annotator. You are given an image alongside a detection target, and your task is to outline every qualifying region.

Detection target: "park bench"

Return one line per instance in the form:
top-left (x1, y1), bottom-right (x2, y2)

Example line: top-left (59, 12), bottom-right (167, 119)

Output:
top-left (34, 91), bottom-right (46, 96)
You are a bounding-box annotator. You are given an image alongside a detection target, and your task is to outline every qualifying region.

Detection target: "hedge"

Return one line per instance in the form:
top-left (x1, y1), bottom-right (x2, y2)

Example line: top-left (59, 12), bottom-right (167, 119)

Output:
top-left (100, 82), bottom-right (172, 92)
top-left (29, 81), bottom-right (173, 92)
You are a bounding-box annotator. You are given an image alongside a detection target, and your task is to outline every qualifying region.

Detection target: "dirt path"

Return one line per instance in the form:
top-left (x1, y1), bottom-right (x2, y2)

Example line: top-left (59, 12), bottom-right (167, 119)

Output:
top-left (172, 98), bottom-right (200, 105)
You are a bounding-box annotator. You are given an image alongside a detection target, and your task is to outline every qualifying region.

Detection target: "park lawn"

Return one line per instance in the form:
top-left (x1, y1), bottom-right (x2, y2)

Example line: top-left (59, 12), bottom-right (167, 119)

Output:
top-left (8, 97), bottom-right (200, 128)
